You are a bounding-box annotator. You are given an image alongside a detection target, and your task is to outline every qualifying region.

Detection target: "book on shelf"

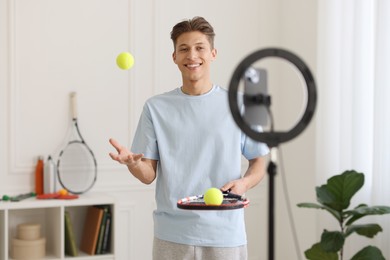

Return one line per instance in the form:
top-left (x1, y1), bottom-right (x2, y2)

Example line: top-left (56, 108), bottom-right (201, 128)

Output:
top-left (101, 211), bottom-right (112, 253)
top-left (64, 211), bottom-right (78, 256)
top-left (80, 206), bottom-right (104, 255)
top-left (95, 205), bottom-right (110, 254)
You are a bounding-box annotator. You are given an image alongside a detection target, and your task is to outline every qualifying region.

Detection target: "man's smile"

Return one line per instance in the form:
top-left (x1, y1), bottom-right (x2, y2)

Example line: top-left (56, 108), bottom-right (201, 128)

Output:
top-left (185, 63), bottom-right (202, 68)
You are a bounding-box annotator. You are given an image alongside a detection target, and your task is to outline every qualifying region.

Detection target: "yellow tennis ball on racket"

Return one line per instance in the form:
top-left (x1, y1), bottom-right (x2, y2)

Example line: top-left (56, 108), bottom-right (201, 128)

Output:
top-left (116, 52), bottom-right (134, 70)
top-left (204, 188), bottom-right (223, 205)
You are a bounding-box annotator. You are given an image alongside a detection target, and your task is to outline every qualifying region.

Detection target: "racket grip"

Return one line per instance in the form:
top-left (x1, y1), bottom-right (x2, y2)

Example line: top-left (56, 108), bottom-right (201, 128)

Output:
top-left (223, 191), bottom-right (244, 200)
top-left (70, 92), bottom-right (77, 119)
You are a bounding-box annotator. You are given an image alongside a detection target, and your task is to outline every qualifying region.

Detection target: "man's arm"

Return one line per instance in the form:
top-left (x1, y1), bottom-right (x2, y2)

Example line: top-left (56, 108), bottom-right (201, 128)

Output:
top-left (109, 138), bottom-right (157, 184)
top-left (221, 156), bottom-right (267, 195)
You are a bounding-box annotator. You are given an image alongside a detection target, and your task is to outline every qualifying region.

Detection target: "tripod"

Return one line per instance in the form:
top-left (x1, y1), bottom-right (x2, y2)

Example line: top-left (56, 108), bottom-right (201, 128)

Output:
top-left (228, 48), bottom-right (317, 260)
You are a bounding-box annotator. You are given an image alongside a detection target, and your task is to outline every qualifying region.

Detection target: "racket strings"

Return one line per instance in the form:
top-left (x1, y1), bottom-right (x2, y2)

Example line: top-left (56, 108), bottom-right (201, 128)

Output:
top-left (177, 192), bottom-right (249, 210)
top-left (57, 142), bottom-right (97, 194)
top-left (178, 192), bottom-right (245, 204)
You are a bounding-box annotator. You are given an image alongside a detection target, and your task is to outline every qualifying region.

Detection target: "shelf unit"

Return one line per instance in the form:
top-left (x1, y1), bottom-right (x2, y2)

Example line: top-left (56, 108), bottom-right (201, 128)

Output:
top-left (0, 193), bottom-right (115, 260)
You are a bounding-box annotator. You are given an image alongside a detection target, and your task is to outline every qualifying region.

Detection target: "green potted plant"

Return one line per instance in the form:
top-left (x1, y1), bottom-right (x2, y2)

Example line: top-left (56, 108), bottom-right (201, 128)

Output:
top-left (298, 170), bottom-right (390, 260)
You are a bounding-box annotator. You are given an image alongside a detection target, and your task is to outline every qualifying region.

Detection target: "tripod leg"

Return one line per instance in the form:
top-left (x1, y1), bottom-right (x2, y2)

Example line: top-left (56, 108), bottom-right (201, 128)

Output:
top-left (267, 159), bottom-right (277, 260)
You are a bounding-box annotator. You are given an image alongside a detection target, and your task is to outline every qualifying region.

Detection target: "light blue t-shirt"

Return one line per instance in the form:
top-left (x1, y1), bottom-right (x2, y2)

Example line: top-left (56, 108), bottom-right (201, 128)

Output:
top-left (131, 85), bottom-right (269, 247)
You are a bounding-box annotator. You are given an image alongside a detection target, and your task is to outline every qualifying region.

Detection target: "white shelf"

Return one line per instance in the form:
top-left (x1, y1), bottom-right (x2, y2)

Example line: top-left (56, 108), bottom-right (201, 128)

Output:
top-left (0, 193), bottom-right (115, 260)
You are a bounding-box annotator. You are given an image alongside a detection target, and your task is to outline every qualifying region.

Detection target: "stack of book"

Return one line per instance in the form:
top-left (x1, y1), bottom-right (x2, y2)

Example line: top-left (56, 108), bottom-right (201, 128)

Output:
top-left (64, 205), bottom-right (112, 257)
top-left (80, 205), bottom-right (112, 255)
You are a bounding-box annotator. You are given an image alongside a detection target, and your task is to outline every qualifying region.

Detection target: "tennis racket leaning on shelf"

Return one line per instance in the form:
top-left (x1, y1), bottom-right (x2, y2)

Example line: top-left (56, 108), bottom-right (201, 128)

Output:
top-left (177, 191), bottom-right (249, 210)
top-left (57, 92), bottom-right (97, 194)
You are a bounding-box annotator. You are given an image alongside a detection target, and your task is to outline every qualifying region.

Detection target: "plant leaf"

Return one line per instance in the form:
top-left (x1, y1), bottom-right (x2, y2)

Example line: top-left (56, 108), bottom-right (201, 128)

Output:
top-left (319, 170), bottom-right (364, 212)
top-left (304, 243), bottom-right (338, 260)
top-left (349, 205), bottom-right (390, 215)
top-left (343, 204), bottom-right (367, 224)
top-left (297, 202), bottom-right (327, 209)
top-left (351, 246), bottom-right (385, 260)
top-left (345, 224), bottom-right (382, 238)
top-left (321, 230), bottom-right (345, 252)
top-left (345, 206), bottom-right (390, 225)
top-left (297, 202), bottom-right (341, 221)
top-left (316, 185), bottom-right (336, 205)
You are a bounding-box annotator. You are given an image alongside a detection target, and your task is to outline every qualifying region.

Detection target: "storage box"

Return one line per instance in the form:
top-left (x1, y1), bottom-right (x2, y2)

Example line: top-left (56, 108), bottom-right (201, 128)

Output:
top-left (11, 223), bottom-right (45, 259)
top-left (17, 223), bottom-right (41, 240)
top-left (11, 237), bottom-right (46, 260)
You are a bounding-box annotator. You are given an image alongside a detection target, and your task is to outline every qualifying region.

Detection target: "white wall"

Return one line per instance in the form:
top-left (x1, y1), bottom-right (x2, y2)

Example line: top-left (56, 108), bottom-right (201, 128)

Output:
top-left (0, 0), bottom-right (318, 259)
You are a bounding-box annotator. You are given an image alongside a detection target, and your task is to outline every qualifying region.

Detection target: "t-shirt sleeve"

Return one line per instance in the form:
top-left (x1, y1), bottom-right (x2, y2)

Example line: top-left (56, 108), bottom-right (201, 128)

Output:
top-left (131, 103), bottom-right (160, 160)
top-left (241, 125), bottom-right (269, 160)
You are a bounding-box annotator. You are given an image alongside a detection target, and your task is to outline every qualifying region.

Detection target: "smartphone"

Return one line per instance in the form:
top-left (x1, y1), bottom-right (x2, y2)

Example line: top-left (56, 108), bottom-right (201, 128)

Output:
top-left (243, 67), bottom-right (269, 127)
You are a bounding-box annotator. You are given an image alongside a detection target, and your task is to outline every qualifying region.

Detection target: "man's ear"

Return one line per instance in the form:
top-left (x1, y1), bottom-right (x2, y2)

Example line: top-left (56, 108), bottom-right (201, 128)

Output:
top-left (172, 52), bottom-right (177, 64)
top-left (211, 48), bottom-right (217, 61)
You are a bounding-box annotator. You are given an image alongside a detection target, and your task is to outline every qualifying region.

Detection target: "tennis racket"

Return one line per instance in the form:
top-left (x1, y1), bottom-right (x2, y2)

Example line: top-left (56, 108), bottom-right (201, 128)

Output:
top-left (57, 92), bottom-right (97, 194)
top-left (177, 191), bottom-right (249, 210)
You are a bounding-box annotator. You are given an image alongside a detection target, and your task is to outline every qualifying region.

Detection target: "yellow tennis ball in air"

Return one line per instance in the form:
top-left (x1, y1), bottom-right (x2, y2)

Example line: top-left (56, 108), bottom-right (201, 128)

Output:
top-left (204, 187), bottom-right (223, 205)
top-left (116, 52), bottom-right (135, 70)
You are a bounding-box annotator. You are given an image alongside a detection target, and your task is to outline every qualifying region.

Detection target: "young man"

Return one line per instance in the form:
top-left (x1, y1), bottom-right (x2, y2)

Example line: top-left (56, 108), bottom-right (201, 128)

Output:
top-left (109, 16), bottom-right (269, 260)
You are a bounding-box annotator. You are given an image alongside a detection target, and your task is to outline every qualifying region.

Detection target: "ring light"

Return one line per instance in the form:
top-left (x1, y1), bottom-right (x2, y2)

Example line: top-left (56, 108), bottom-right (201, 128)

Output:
top-left (228, 48), bottom-right (317, 147)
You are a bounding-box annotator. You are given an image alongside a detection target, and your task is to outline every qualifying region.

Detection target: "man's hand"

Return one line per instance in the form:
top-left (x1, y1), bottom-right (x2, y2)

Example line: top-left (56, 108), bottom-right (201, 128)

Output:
top-left (221, 179), bottom-right (248, 196)
top-left (109, 138), bottom-right (144, 168)
top-left (221, 157), bottom-right (267, 196)
top-left (108, 138), bottom-right (157, 184)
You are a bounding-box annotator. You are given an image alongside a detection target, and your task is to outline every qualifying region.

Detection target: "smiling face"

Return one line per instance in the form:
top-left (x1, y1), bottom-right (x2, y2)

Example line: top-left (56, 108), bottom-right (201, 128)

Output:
top-left (172, 31), bottom-right (217, 95)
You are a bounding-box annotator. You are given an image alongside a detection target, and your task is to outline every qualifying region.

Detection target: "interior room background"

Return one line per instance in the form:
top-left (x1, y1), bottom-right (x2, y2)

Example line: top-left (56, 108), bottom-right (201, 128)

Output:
top-left (0, 0), bottom-right (388, 259)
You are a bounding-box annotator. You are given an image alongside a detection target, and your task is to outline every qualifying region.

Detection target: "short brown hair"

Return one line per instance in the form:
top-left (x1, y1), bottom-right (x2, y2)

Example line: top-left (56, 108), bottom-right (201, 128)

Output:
top-left (170, 16), bottom-right (216, 50)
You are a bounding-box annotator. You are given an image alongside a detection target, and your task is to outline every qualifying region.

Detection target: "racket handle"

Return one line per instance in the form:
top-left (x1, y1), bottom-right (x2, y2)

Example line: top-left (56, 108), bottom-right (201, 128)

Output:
top-left (223, 191), bottom-right (244, 200)
top-left (70, 92), bottom-right (78, 120)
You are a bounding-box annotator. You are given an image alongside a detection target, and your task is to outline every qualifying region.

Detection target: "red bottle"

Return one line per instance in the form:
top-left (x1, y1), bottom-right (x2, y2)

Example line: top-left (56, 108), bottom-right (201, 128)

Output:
top-left (35, 156), bottom-right (44, 195)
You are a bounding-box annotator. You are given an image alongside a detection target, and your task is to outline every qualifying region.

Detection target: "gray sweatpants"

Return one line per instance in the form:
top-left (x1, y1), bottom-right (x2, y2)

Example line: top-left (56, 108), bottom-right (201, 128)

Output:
top-left (152, 237), bottom-right (248, 260)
